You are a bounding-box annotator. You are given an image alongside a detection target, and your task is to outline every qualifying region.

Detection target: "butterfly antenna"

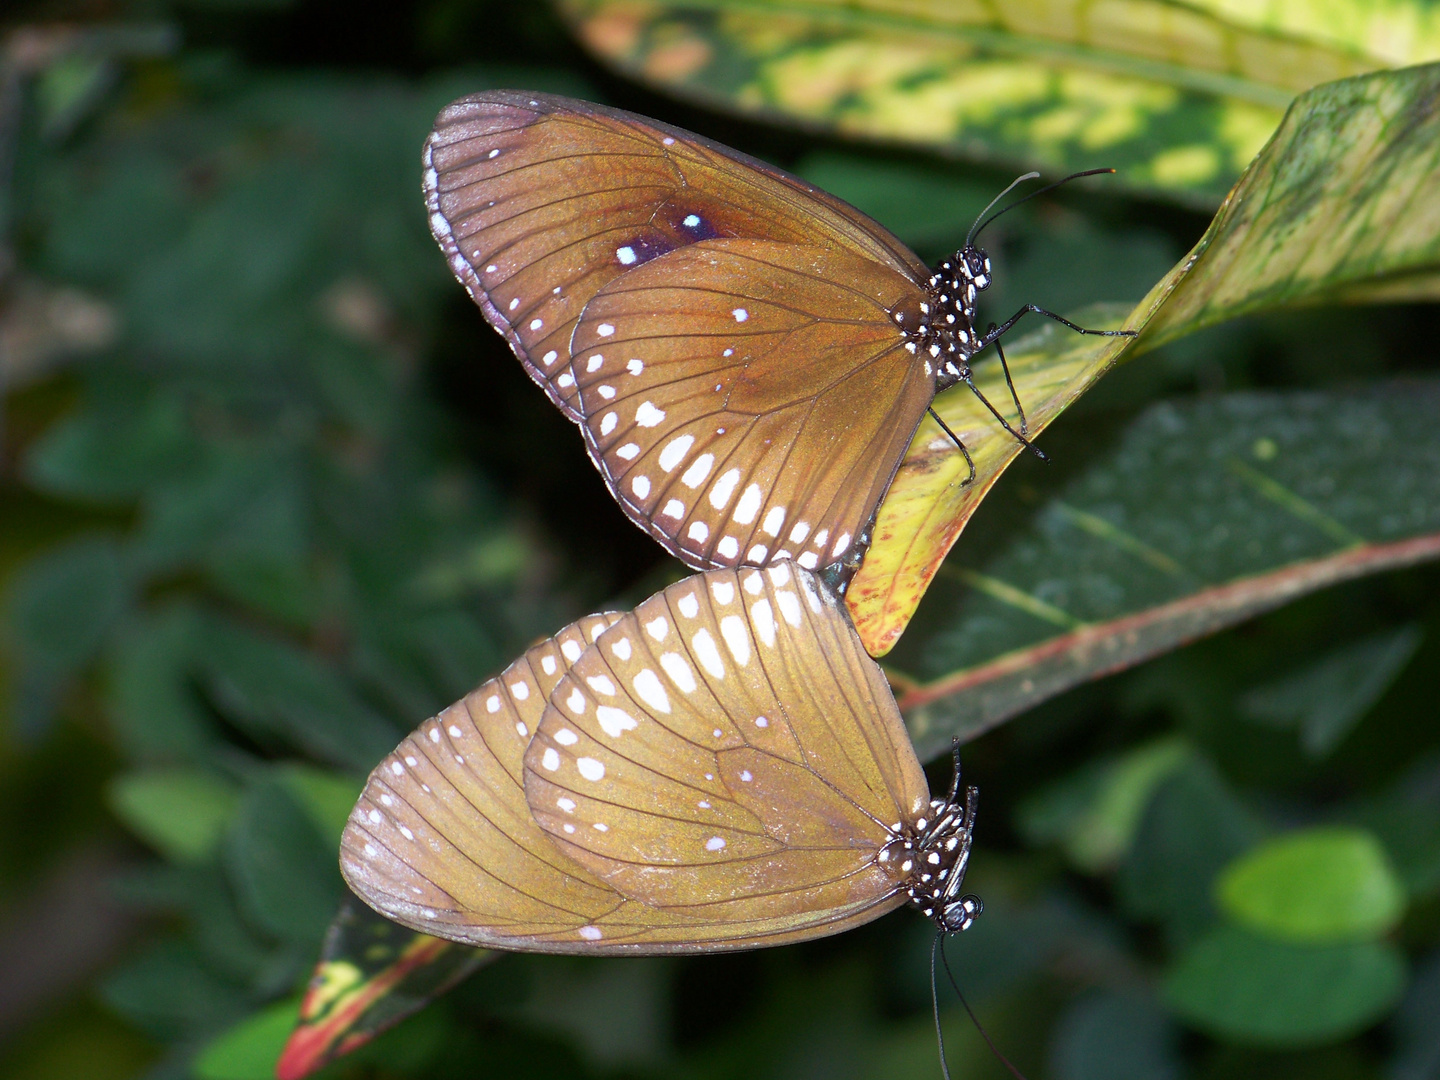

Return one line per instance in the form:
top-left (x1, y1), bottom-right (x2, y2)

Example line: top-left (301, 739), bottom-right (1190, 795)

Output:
top-left (939, 934), bottom-right (1030, 1080)
top-left (946, 738), bottom-right (964, 805)
top-left (931, 934), bottom-right (954, 1080)
top-left (966, 173), bottom-right (1040, 248)
top-left (927, 407), bottom-right (976, 485)
top-left (969, 168), bottom-right (1118, 246)
top-left (961, 377), bottom-right (1050, 463)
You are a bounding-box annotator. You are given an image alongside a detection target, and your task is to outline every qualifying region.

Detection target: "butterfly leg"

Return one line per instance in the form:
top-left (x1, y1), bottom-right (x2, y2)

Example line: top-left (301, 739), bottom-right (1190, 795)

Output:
top-left (980, 303), bottom-right (1137, 347)
top-left (987, 327), bottom-right (1029, 436)
top-left (927, 407), bottom-right (977, 485)
top-left (961, 377), bottom-right (1050, 464)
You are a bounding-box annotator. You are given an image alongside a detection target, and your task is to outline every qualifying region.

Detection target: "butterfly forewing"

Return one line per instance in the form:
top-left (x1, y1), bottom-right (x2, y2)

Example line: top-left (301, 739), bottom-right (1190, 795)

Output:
top-left (572, 240), bottom-right (935, 570)
top-left (341, 613), bottom-right (634, 947)
top-left (523, 565), bottom-right (930, 917)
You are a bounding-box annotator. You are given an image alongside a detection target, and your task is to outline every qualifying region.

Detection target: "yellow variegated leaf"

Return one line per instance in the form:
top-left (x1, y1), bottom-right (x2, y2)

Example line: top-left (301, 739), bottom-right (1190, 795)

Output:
top-left (557, 0), bottom-right (1440, 203)
top-left (848, 60), bottom-right (1440, 655)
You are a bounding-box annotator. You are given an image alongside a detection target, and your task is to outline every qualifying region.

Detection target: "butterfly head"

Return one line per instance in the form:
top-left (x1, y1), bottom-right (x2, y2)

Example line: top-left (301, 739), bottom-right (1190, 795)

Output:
top-left (884, 779), bottom-right (984, 935)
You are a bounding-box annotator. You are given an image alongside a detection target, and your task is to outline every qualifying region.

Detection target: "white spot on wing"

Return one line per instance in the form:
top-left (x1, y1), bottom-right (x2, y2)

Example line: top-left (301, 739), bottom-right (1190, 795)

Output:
top-left (645, 616), bottom-right (668, 641)
top-left (706, 836), bottom-right (726, 851)
top-left (601, 412), bottom-right (617, 436)
top-left (633, 668), bottom-right (671, 713)
top-left (659, 652), bottom-right (697, 693)
top-left (616, 443), bottom-right (640, 460)
top-left (616, 245), bottom-right (636, 265)
top-left (542, 747), bottom-right (560, 771)
top-left (692, 628), bottom-right (725, 678)
top-left (596, 705), bottom-right (638, 738)
top-left (597, 323), bottom-right (615, 337)
top-left (659, 434), bottom-right (694, 472)
top-left (586, 674), bottom-right (616, 696)
top-left (561, 640), bottom-right (582, 662)
top-left (732, 308), bottom-right (749, 322)
top-left (681, 453), bottom-right (714, 489)
top-left (751, 599), bottom-right (776, 646)
top-left (555, 728), bottom-right (578, 745)
top-left (720, 615), bottom-right (751, 666)
top-left (662, 499), bottom-right (684, 519)
top-left (635, 402), bottom-right (665, 427)
top-left (733, 484), bottom-right (762, 524)
top-left (709, 468), bottom-right (740, 509)
top-left (687, 520), bottom-right (709, 543)
top-left (711, 580), bottom-right (735, 605)
top-left (612, 637), bottom-right (632, 660)
top-left (579, 925), bottom-right (603, 940)
top-left (762, 505), bottom-right (786, 537)
top-left (631, 474), bottom-right (651, 499)
top-left (717, 536), bottom-right (739, 559)
top-left (677, 592), bottom-right (699, 619)
top-left (776, 590), bottom-right (802, 627)
top-left (577, 757), bottom-right (605, 781)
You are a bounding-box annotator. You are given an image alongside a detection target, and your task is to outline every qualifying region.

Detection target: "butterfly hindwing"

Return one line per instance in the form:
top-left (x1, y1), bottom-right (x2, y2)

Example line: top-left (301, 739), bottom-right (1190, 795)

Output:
top-left (523, 566), bottom-right (930, 918)
top-left (570, 239), bottom-right (935, 573)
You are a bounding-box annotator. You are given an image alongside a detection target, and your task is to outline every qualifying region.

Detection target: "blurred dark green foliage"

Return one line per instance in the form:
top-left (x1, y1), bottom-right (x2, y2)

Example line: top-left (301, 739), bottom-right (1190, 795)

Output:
top-left (0, 3), bottom-right (1436, 1080)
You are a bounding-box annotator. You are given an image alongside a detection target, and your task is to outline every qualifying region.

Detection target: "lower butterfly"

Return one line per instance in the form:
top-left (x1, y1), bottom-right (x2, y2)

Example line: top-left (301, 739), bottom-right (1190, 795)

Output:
top-left (341, 564), bottom-right (981, 952)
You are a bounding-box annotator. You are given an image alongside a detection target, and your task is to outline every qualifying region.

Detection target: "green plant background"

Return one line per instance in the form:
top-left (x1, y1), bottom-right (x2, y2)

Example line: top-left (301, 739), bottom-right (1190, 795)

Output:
top-left (0, 3), bottom-right (1437, 1080)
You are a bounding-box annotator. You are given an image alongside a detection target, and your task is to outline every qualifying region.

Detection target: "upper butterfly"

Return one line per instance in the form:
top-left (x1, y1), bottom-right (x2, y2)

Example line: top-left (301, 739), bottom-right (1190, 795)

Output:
top-left (425, 91), bottom-right (1128, 582)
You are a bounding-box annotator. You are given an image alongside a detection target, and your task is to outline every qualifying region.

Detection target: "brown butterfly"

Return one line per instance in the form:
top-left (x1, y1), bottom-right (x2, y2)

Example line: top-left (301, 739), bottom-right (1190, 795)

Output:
top-left (340, 564), bottom-right (981, 953)
top-left (424, 91), bottom-right (1130, 583)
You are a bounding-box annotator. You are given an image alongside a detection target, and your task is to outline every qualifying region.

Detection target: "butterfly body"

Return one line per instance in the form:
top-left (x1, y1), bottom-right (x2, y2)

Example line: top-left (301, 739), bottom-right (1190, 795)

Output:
top-left (424, 92), bottom-right (1010, 583)
top-left (341, 565), bottom-right (981, 953)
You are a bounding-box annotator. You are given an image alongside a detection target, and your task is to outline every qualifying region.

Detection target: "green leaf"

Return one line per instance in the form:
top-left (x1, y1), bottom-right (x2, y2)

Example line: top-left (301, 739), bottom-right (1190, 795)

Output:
top-left (1163, 926), bottom-right (1407, 1046)
top-left (1391, 950), bottom-right (1440, 1080)
top-left (1117, 759), bottom-right (1264, 947)
top-left (1050, 989), bottom-right (1181, 1080)
top-left (102, 602), bottom-right (215, 762)
top-left (21, 380), bottom-right (194, 504)
top-left (194, 996), bottom-right (303, 1080)
top-left (4, 534), bottom-right (132, 735)
top-left (226, 779), bottom-right (347, 947)
top-left (1357, 757), bottom-right (1440, 895)
top-left (275, 899), bottom-right (495, 1080)
top-left (891, 381), bottom-right (1440, 759)
top-left (1238, 625), bottom-right (1422, 757)
top-left (275, 764), bottom-right (362, 847)
top-left (855, 61), bottom-right (1440, 658)
top-left (557, 0), bottom-right (1438, 203)
top-left (5, 534), bottom-right (131, 672)
top-left (1017, 736), bottom-right (1191, 872)
top-left (107, 769), bottom-right (241, 864)
top-left (98, 936), bottom-right (248, 1041)
top-left (1216, 827), bottom-right (1407, 943)
top-left (197, 617), bottom-right (398, 771)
